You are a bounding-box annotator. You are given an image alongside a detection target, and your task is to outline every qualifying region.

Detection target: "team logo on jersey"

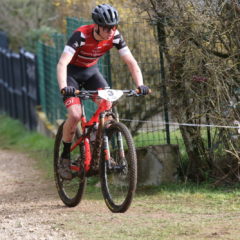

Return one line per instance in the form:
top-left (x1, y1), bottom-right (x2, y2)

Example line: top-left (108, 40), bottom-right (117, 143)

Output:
top-left (73, 41), bottom-right (79, 48)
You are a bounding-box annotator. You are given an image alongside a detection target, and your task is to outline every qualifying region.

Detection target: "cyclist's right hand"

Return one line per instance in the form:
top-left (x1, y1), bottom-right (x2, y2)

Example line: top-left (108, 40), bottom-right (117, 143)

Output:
top-left (60, 86), bottom-right (76, 96)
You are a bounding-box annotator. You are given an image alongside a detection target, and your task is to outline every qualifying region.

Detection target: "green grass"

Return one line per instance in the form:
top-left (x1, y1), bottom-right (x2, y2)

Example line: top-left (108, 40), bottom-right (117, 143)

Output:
top-left (133, 128), bottom-right (186, 154)
top-left (64, 182), bottom-right (240, 240)
top-left (0, 114), bottom-right (54, 178)
top-left (136, 183), bottom-right (240, 213)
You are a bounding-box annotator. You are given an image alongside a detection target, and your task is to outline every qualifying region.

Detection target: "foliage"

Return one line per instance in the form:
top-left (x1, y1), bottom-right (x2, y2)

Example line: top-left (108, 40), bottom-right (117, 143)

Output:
top-left (0, 0), bottom-right (57, 51)
top-left (134, 0), bottom-right (240, 182)
top-left (24, 26), bottom-right (58, 52)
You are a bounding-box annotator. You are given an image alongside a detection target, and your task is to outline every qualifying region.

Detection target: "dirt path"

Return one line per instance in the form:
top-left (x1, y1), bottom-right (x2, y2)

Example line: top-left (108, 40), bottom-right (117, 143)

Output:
top-left (0, 149), bottom-right (81, 240)
top-left (1, 149), bottom-right (240, 240)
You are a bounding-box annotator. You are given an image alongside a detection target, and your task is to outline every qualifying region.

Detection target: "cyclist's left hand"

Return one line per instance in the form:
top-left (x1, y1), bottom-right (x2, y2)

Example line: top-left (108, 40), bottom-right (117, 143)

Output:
top-left (138, 85), bottom-right (150, 95)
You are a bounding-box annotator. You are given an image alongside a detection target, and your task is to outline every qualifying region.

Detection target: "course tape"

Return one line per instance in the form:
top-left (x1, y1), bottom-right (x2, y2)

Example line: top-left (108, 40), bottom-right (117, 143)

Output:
top-left (120, 118), bottom-right (240, 132)
top-left (84, 106), bottom-right (240, 132)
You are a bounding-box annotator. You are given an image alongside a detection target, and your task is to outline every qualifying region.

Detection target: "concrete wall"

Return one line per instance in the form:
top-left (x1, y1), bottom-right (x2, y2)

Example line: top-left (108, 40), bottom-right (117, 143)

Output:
top-left (137, 145), bottom-right (179, 186)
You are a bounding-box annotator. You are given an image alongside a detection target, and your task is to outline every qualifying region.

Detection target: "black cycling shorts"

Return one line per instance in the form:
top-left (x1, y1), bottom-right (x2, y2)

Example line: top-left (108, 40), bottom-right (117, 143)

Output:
top-left (67, 64), bottom-right (109, 90)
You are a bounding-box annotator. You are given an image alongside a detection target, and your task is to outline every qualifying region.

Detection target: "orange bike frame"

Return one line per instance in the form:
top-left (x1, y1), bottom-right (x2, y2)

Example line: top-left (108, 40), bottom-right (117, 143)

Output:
top-left (70, 98), bottom-right (111, 172)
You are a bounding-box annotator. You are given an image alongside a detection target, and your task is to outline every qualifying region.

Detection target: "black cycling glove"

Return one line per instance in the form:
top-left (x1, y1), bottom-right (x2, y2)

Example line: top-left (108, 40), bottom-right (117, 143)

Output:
top-left (138, 85), bottom-right (150, 95)
top-left (60, 86), bottom-right (76, 96)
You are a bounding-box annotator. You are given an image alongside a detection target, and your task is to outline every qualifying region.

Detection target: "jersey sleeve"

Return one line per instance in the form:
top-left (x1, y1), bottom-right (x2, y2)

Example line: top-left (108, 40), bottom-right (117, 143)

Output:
top-left (113, 30), bottom-right (131, 56)
top-left (63, 31), bottom-right (86, 56)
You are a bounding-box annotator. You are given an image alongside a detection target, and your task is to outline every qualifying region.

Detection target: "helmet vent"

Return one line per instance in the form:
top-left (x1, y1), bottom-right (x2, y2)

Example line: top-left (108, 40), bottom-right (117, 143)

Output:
top-left (114, 12), bottom-right (117, 22)
top-left (103, 12), bottom-right (108, 23)
top-left (108, 9), bottom-right (113, 22)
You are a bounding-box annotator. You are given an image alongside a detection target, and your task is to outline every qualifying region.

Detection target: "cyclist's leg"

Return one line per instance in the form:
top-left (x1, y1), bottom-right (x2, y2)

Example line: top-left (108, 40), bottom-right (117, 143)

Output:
top-left (62, 104), bottom-right (82, 143)
top-left (83, 68), bottom-right (112, 110)
top-left (62, 65), bottom-right (104, 146)
top-left (60, 65), bottom-right (100, 157)
top-left (83, 67), bottom-right (109, 91)
top-left (59, 75), bottom-right (82, 179)
top-left (62, 75), bottom-right (82, 144)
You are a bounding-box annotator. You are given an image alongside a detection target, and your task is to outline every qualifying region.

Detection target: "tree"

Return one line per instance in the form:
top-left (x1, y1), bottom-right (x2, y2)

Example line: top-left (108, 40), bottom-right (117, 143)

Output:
top-left (134, 0), bottom-right (240, 182)
top-left (0, 0), bottom-right (58, 50)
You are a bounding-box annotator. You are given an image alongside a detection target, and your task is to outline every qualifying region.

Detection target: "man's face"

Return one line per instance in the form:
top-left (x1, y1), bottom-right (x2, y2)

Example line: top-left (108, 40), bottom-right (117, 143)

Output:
top-left (99, 25), bottom-right (117, 40)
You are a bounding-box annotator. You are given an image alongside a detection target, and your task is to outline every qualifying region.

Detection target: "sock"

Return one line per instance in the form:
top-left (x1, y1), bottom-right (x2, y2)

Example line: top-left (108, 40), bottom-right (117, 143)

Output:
top-left (61, 141), bottom-right (72, 159)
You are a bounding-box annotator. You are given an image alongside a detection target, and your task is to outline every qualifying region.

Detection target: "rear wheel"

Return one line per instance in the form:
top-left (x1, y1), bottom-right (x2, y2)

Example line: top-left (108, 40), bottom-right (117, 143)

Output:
top-left (54, 121), bottom-right (86, 207)
top-left (100, 121), bottom-right (137, 213)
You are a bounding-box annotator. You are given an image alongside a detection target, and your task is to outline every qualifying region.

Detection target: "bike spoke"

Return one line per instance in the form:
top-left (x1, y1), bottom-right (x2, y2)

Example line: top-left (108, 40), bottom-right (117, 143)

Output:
top-left (100, 121), bottom-right (137, 212)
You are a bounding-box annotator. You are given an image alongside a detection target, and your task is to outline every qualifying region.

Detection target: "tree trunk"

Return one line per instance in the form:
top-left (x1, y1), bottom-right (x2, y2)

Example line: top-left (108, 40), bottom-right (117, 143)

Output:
top-left (179, 125), bottom-right (210, 182)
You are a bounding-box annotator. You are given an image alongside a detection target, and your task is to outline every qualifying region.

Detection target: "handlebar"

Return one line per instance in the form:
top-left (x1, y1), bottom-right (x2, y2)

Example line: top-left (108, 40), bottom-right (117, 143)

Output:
top-left (73, 88), bottom-right (151, 97)
top-left (60, 88), bottom-right (152, 100)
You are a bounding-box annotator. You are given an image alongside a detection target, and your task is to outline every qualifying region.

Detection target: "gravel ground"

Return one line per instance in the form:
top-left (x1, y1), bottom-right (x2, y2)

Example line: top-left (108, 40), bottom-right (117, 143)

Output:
top-left (0, 149), bottom-right (78, 240)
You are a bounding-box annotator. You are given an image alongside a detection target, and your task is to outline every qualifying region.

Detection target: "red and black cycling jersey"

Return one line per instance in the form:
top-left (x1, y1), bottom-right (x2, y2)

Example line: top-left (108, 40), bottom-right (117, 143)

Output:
top-left (64, 24), bottom-right (130, 68)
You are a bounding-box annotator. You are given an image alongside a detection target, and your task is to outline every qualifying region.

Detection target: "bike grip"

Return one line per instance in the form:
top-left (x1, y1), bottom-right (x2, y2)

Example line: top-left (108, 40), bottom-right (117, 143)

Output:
top-left (60, 88), bottom-right (66, 95)
top-left (75, 90), bottom-right (80, 95)
top-left (135, 88), bottom-right (152, 94)
top-left (60, 88), bottom-right (80, 96)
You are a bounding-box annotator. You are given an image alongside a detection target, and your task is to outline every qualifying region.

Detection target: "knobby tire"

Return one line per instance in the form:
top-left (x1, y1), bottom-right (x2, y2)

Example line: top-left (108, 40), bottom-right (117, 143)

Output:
top-left (100, 121), bottom-right (137, 213)
top-left (54, 121), bottom-right (86, 207)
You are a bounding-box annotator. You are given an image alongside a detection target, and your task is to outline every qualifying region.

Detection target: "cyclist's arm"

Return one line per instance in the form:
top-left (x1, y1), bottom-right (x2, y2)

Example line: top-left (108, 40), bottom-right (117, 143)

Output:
top-left (57, 52), bottom-right (73, 90)
top-left (113, 31), bottom-right (143, 87)
top-left (57, 31), bottom-right (83, 90)
top-left (120, 51), bottom-right (143, 87)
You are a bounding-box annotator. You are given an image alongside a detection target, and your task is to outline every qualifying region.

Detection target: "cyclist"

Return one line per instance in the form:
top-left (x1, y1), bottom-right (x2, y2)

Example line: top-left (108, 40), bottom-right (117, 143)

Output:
top-left (57, 4), bottom-right (150, 179)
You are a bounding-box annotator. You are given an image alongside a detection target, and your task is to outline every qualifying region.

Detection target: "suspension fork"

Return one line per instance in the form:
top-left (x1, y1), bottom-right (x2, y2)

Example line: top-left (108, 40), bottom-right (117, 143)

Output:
top-left (103, 132), bottom-right (110, 161)
top-left (96, 112), bottom-right (111, 162)
top-left (84, 137), bottom-right (91, 172)
top-left (109, 106), bottom-right (125, 158)
top-left (117, 131), bottom-right (125, 159)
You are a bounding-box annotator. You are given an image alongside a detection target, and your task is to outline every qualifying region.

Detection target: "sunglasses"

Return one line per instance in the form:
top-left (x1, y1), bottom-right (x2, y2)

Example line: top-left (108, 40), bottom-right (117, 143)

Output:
top-left (102, 25), bottom-right (118, 32)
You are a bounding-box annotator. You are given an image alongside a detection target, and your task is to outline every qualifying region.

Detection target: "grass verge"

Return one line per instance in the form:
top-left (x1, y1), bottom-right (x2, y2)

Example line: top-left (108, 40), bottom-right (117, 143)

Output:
top-left (0, 114), bottom-right (54, 178)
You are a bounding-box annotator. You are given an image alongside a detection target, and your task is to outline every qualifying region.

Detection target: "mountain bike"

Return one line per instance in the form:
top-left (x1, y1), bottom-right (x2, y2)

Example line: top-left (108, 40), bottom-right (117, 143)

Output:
top-left (54, 88), bottom-right (142, 213)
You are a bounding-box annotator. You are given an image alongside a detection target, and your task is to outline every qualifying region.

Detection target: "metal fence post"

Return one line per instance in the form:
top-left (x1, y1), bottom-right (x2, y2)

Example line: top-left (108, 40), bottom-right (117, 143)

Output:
top-left (0, 31), bottom-right (8, 49)
top-left (157, 22), bottom-right (171, 144)
top-left (0, 48), bottom-right (4, 113)
top-left (11, 52), bottom-right (24, 123)
top-left (20, 48), bottom-right (30, 128)
top-left (24, 50), bottom-right (38, 130)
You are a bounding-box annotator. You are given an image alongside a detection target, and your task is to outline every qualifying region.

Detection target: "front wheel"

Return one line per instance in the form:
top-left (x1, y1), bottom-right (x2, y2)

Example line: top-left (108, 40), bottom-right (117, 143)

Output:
top-left (100, 121), bottom-right (137, 213)
top-left (54, 121), bottom-right (86, 207)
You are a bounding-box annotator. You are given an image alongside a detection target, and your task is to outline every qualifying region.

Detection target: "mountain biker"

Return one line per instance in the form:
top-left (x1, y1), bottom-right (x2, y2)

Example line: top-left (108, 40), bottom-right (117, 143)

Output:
top-left (56, 4), bottom-right (150, 179)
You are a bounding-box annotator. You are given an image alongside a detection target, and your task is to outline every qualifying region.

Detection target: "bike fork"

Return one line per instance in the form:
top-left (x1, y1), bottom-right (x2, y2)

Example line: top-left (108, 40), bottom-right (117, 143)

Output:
top-left (103, 134), bottom-right (110, 161)
top-left (102, 127), bottom-right (125, 162)
top-left (117, 132), bottom-right (125, 159)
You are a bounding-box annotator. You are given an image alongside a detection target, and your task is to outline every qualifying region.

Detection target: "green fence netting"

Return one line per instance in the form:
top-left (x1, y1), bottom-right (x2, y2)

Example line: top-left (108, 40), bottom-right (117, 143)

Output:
top-left (37, 18), bottom-right (111, 123)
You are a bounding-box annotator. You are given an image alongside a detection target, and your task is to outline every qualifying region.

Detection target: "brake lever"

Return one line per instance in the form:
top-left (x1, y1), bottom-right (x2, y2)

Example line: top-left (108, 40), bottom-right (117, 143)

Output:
top-left (127, 90), bottom-right (139, 97)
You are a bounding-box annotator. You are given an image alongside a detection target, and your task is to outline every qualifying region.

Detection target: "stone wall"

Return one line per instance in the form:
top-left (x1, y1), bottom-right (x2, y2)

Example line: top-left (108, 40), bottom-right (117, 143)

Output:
top-left (137, 145), bottom-right (179, 186)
